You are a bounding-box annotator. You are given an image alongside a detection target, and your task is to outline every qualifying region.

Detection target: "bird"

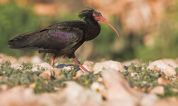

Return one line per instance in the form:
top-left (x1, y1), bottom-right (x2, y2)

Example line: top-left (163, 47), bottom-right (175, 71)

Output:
top-left (8, 9), bottom-right (119, 73)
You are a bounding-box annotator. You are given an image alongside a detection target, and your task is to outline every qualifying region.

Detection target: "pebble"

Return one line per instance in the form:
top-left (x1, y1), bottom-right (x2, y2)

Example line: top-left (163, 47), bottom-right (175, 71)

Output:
top-left (150, 86), bottom-right (164, 95)
top-left (148, 59), bottom-right (178, 77)
top-left (93, 60), bottom-right (124, 73)
top-left (157, 77), bottom-right (170, 85)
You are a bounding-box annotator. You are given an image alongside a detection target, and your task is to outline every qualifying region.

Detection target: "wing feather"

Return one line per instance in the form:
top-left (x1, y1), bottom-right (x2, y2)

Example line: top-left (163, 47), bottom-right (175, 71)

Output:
top-left (8, 21), bottom-right (86, 51)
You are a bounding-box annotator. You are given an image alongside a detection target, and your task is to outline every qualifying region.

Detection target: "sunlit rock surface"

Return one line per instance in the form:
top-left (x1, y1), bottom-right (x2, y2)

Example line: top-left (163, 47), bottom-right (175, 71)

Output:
top-left (0, 54), bottom-right (178, 106)
top-left (93, 60), bottom-right (125, 73)
top-left (148, 59), bottom-right (178, 77)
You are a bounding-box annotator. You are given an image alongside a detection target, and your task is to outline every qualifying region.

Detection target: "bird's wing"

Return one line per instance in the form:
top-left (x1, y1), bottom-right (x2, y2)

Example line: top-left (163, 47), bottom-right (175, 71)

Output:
top-left (8, 21), bottom-right (86, 51)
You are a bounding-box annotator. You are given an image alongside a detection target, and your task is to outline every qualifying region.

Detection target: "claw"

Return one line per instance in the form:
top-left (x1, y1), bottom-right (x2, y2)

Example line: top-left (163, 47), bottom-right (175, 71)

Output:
top-left (73, 57), bottom-right (89, 72)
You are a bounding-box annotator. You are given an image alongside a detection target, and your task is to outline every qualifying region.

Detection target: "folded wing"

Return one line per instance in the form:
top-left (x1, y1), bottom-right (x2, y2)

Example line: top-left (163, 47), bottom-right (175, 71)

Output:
top-left (8, 21), bottom-right (85, 52)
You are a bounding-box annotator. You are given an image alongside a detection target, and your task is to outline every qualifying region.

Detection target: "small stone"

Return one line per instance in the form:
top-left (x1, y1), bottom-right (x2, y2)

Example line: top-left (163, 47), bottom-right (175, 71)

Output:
top-left (53, 68), bottom-right (61, 78)
top-left (140, 94), bottom-right (158, 106)
top-left (150, 86), bottom-right (164, 95)
top-left (31, 56), bottom-right (42, 64)
top-left (62, 66), bottom-right (74, 71)
top-left (93, 60), bottom-right (124, 73)
top-left (11, 63), bottom-right (22, 70)
top-left (148, 59), bottom-right (178, 77)
top-left (38, 62), bottom-right (53, 69)
top-left (102, 69), bottom-right (139, 106)
top-left (0, 87), bottom-right (36, 106)
top-left (154, 97), bottom-right (178, 106)
top-left (39, 68), bottom-right (61, 79)
top-left (18, 56), bottom-right (31, 63)
top-left (0, 54), bottom-right (17, 64)
top-left (32, 62), bottom-right (53, 72)
top-left (29, 83), bottom-right (36, 89)
top-left (0, 85), bottom-right (8, 91)
top-left (130, 72), bottom-right (138, 77)
top-left (157, 77), bottom-right (170, 85)
top-left (39, 70), bottom-right (52, 79)
top-left (123, 59), bottom-right (140, 66)
top-left (97, 77), bottom-right (103, 83)
top-left (60, 81), bottom-right (103, 106)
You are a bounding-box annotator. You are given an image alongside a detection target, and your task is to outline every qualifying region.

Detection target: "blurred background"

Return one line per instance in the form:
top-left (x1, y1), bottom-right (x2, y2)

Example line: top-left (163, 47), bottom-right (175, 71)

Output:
top-left (0, 0), bottom-right (178, 61)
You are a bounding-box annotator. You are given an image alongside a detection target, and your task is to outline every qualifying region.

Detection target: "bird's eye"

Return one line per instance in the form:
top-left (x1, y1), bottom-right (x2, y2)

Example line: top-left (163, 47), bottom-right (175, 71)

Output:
top-left (97, 13), bottom-right (102, 16)
top-left (93, 12), bottom-right (102, 18)
top-left (95, 12), bottom-right (102, 16)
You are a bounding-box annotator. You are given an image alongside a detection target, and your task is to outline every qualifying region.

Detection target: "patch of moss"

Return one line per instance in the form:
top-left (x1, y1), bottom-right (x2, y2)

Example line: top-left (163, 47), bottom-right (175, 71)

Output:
top-left (76, 72), bottom-right (100, 87)
top-left (175, 68), bottom-right (178, 73)
top-left (34, 78), bottom-right (64, 94)
top-left (158, 81), bottom-right (178, 98)
top-left (122, 63), bottom-right (178, 98)
top-left (0, 61), bottom-right (42, 87)
top-left (0, 61), bottom-right (100, 94)
top-left (122, 63), bottom-right (161, 92)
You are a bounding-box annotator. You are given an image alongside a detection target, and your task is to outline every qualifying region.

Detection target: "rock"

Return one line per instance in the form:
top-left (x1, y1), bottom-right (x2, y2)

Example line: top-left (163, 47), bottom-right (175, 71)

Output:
top-left (0, 87), bottom-right (37, 106)
top-left (101, 69), bottom-right (140, 106)
top-left (123, 59), bottom-right (140, 66)
top-left (0, 54), bottom-right (17, 64)
top-left (97, 77), bottom-right (103, 83)
top-left (0, 84), bottom-right (8, 91)
top-left (0, 82), bottom-right (104, 106)
top-left (58, 81), bottom-right (103, 106)
top-left (90, 82), bottom-right (106, 99)
top-left (154, 97), bottom-right (178, 106)
top-left (19, 56), bottom-right (43, 64)
top-left (11, 63), bottom-right (22, 70)
top-left (39, 70), bottom-right (52, 79)
top-left (32, 62), bottom-right (53, 72)
top-left (31, 56), bottom-right (43, 64)
top-left (140, 94), bottom-right (158, 106)
top-left (56, 64), bottom-right (79, 71)
top-left (39, 68), bottom-right (61, 79)
top-left (91, 82), bottom-right (104, 91)
top-left (18, 56), bottom-right (31, 63)
top-left (157, 77), bottom-right (171, 85)
top-left (93, 60), bottom-right (124, 73)
top-left (150, 86), bottom-right (164, 95)
top-left (62, 65), bottom-right (75, 71)
top-left (148, 59), bottom-right (178, 77)
top-left (37, 62), bottom-right (53, 69)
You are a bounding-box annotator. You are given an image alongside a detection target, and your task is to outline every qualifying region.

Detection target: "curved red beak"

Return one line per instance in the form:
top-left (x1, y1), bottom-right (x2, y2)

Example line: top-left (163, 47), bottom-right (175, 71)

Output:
top-left (95, 15), bottom-right (120, 39)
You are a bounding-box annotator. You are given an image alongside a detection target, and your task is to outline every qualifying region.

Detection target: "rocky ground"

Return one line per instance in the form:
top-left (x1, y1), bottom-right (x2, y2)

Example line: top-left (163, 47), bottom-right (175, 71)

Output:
top-left (0, 54), bottom-right (178, 106)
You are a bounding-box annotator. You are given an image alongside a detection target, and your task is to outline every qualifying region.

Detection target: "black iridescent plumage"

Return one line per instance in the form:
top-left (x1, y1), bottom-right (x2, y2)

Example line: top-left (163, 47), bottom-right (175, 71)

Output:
top-left (8, 9), bottom-right (119, 72)
top-left (8, 9), bottom-right (100, 58)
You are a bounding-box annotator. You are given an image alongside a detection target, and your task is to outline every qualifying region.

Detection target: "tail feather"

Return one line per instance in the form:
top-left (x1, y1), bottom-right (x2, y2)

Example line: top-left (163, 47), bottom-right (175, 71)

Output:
top-left (8, 34), bottom-right (32, 49)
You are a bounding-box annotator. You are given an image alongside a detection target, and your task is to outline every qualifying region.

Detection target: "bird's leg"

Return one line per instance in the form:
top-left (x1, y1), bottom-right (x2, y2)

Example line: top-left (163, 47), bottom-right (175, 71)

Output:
top-left (50, 55), bottom-right (56, 78)
top-left (72, 57), bottom-right (89, 72)
top-left (50, 55), bottom-right (56, 67)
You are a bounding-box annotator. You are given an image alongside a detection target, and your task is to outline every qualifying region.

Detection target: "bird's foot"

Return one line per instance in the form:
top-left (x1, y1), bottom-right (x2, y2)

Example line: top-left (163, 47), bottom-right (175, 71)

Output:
top-left (72, 57), bottom-right (90, 73)
top-left (78, 64), bottom-right (90, 73)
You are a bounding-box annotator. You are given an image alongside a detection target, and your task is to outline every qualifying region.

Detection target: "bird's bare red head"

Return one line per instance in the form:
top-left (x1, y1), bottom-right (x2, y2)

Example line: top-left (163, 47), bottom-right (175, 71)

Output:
top-left (92, 10), bottom-right (120, 38)
top-left (79, 9), bottom-right (120, 38)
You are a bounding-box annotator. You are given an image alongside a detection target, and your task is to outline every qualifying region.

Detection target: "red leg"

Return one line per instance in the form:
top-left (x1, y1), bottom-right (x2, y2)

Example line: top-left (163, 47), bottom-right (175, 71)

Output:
top-left (72, 57), bottom-right (89, 72)
top-left (50, 55), bottom-right (56, 67)
top-left (50, 55), bottom-right (56, 77)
